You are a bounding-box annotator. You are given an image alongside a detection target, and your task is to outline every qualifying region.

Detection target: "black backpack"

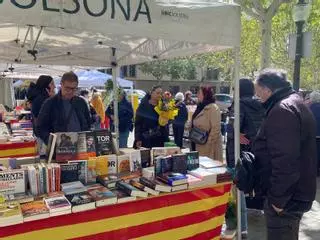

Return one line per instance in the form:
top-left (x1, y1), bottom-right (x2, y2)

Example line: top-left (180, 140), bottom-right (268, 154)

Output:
top-left (234, 151), bottom-right (255, 195)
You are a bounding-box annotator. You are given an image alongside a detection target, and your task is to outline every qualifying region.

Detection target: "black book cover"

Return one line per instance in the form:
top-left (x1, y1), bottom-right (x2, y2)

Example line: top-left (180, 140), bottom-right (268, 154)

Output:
top-left (60, 163), bottom-right (79, 184)
top-left (154, 156), bottom-right (164, 176)
top-left (94, 130), bottom-right (114, 156)
top-left (65, 190), bottom-right (95, 207)
top-left (172, 154), bottom-right (188, 174)
top-left (186, 151), bottom-right (199, 170)
top-left (55, 132), bottom-right (79, 162)
top-left (139, 177), bottom-right (156, 190)
top-left (161, 156), bottom-right (173, 174)
top-left (140, 148), bottom-right (151, 168)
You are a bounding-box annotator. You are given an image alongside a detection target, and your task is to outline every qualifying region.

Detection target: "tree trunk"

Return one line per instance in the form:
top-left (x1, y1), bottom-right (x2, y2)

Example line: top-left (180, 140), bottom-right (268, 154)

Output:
top-left (260, 18), bottom-right (272, 69)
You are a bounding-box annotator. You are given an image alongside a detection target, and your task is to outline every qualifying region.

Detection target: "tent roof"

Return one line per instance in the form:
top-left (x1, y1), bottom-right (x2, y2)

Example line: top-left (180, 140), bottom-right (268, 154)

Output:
top-left (0, 0), bottom-right (240, 67)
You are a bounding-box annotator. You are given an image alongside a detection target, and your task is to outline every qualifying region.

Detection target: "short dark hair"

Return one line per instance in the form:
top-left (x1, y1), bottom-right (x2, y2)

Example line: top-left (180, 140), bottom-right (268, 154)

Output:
top-left (61, 71), bottom-right (78, 84)
top-left (256, 69), bottom-right (291, 92)
top-left (240, 78), bottom-right (254, 97)
top-left (151, 85), bottom-right (162, 93)
top-left (80, 89), bottom-right (89, 96)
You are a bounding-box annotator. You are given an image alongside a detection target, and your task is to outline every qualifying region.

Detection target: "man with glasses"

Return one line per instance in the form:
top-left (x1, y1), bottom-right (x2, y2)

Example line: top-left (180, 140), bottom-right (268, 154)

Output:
top-left (37, 71), bottom-right (91, 144)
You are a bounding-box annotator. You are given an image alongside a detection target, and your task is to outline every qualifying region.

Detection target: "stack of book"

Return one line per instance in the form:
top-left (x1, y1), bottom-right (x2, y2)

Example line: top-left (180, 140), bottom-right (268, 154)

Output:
top-left (44, 192), bottom-right (72, 216)
top-left (0, 201), bottom-right (23, 227)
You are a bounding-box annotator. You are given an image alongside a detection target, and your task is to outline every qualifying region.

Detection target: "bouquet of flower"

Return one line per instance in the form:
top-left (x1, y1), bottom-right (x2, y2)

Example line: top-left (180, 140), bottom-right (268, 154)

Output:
top-left (154, 92), bottom-right (179, 126)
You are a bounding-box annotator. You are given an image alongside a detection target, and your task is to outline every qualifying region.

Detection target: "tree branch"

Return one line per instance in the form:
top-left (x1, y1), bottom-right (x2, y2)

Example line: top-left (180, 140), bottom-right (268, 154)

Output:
top-left (234, 0), bottom-right (264, 21)
top-left (267, 0), bottom-right (290, 19)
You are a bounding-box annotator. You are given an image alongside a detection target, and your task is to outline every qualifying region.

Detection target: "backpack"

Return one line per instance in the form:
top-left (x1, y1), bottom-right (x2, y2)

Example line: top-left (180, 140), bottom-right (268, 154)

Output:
top-left (234, 151), bottom-right (255, 195)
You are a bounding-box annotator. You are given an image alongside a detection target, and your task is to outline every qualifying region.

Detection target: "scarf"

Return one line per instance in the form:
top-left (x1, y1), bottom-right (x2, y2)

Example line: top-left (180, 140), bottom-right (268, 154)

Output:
top-left (263, 87), bottom-right (295, 115)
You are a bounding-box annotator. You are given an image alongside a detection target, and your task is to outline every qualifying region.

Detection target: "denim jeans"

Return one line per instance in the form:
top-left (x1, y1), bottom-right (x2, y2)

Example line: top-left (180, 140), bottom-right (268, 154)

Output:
top-left (240, 191), bottom-right (248, 232)
top-left (119, 130), bottom-right (130, 148)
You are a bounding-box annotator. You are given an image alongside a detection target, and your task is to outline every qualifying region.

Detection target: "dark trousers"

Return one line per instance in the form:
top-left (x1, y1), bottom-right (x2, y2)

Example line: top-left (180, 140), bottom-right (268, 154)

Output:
top-left (264, 200), bottom-right (306, 240)
top-left (173, 125), bottom-right (184, 148)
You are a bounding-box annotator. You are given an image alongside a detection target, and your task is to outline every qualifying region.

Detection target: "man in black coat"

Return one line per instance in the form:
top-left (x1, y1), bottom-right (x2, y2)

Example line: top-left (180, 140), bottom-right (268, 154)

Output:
top-left (253, 69), bottom-right (317, 240)
top-left (37, 72), bottom-right (91, 145)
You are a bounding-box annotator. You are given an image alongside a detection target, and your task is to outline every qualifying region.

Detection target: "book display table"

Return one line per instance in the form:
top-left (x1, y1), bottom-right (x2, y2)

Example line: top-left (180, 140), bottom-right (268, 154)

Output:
top-left (0, 182), bottom-right (231, 240)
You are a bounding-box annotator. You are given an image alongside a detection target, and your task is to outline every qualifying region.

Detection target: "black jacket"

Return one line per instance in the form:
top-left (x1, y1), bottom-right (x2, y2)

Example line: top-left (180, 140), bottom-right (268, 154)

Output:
top-left (106, 98), bottom-right (134, 132)
top-left (27, 87), bottom-right (50, 136)
top-left (226, 97), bottom-right (264, 168)
top-left (37, 93), bottom-right (91, 144)
top-left (134, 96), bottom-right (169, 148)
top-left (253, 87), bottom-right (317, 209)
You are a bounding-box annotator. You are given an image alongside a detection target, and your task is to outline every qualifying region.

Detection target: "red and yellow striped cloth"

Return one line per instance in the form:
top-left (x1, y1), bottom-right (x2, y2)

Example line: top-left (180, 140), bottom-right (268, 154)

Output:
top-left (0, 141), bottom-right (37, 158)
top-left (0, 183), bottom-right (231, 240)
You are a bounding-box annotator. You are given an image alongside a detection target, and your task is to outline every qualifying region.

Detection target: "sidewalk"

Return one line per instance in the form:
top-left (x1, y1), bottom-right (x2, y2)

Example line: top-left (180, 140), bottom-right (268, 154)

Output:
top-left (247, 177), bottom-right (320, 240)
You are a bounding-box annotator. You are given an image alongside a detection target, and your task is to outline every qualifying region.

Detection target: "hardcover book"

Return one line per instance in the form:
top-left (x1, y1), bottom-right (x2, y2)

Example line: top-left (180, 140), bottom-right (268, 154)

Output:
top-left (60, 163), bottom-right (79, 184)
top-left (44, 195), bottom-right (71, 216)
top-left (0, 201), bottom-right (23, 227)
top-left (117, 155), bottom-right (130, 175)
top-left (157, 172), bottom-right (188, 186)
top-left (140, 148), bottom-right (151, 168)
top-left (87, 185), bottom-right (117, 207)
top-left (21, 200), bottom-right (50, 222)
top-left (68, 160), bottom-right (88, 185)
top-left (172, 154), bottom-right (188, 174)
top-left (186, 151), bottom-right (199, 171)
top-left (94, 130), bottom-right (114, 156)
top-left (55, 132), bottom-right (79, 162)
top-left (107, 154), bottom-right (117, 174)
top-left (64, 189), bottom-right (96, 213)
top-left (116, 181), bottom-right (148, 198)
top-left (0, 169), bottom-right (26, 196)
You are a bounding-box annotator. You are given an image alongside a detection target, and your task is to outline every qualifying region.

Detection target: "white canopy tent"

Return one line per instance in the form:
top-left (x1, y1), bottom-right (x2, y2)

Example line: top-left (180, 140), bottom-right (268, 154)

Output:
top-left (0, 1), bottom-right (242, 238)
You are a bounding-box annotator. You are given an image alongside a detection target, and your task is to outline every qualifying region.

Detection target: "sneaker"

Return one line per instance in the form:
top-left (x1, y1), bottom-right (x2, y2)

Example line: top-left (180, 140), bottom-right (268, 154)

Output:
top-left (241, 231), bottom-right (248, 239)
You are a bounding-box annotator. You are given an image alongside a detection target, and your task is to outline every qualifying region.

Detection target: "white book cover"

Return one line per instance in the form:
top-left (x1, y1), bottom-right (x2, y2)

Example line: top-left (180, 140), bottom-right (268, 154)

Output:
top-left (0, 170), bottom-right (26, 196)
top-left (107, 155), bottom-right (117, 174)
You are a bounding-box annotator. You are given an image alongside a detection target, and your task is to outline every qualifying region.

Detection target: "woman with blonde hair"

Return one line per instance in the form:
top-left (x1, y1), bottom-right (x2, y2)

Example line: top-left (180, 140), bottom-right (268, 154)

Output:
top-left (91, 92), bottom-right (105, 129)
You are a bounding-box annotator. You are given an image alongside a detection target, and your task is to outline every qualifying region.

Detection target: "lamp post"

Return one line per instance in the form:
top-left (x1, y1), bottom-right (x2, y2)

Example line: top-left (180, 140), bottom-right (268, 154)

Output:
top-left (292, 0), bottom-right (311, 91)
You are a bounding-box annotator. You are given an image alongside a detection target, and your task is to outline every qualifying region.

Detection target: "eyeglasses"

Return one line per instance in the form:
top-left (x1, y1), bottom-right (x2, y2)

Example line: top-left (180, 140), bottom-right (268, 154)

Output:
top-left (63, 85), bottom-right (78, 92)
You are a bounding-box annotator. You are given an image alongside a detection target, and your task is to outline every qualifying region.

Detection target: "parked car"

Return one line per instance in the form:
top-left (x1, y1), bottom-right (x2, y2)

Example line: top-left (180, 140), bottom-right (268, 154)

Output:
top-left (215, 94), bottom-right (233, 111)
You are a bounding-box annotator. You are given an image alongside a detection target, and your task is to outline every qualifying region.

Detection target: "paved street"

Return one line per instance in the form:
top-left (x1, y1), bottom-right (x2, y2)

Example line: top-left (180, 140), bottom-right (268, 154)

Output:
top-left (248, 177), bottom-right (320, 240)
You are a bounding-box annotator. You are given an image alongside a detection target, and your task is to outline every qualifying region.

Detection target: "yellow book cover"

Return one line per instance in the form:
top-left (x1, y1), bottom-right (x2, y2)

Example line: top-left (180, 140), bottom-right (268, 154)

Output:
top-left (87, 157), bottom-right (97, 183)
top-left (0, 201), bottom-right (21, 218)
top-left (95, 156), bottom-right (108, 176)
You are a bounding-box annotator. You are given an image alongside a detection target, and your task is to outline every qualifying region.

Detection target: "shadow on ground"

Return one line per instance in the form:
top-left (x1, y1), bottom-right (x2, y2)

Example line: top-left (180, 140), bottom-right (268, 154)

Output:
top-left (247, 177), bottom-right (320, 240)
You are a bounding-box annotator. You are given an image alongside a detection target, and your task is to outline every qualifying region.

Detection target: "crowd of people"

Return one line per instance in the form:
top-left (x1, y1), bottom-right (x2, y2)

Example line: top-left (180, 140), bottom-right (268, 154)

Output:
top-left (24, 69), bottom-right (320, 240)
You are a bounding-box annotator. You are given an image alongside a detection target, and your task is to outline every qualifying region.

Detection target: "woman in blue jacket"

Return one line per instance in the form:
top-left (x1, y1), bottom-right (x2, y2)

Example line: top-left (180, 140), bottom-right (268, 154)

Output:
top-left (106, 89), bottom-right (134, 148)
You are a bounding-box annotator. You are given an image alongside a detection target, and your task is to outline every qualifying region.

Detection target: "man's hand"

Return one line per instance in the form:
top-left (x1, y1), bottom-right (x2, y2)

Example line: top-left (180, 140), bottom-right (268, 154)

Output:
top-left (272, 204), bottom-right (283, 213)
top-left (136, 141), bottom-right (142, 148)
top-left (240, 133), bottom-right (250, 145)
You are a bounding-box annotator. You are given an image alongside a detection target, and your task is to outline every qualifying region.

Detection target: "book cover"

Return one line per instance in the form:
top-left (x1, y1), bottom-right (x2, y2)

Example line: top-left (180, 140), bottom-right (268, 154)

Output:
top-left (0, 201), bottom-right (23, 227)
top-left (76, 132), bottom-right (97, 159)
top-left (60, 163), bottom-right (79, 184)
top-left (154, 156), bottom-right (164, 176)
top-left (129, 179), bottom-right (159, 196)
top-left (96, 174), bottom-right (120, 189)
top-left (44, 195), bottom-right (71, 213)
top-left (139, 177), bottom-right (171, 192)
top-left (55, 132), bottom-right (79, 162)
top-left (199, 156), bottom-right (224, 169)
top-left (68, 160), bottom-right (88, 185)
top-left (151, 147), bottom-right (181, 165)
top-left (21, 200), bottom-right (50, 220)
top-left (110, 188), bottom-right (136, 203)
top-left (95, 156), bottom-right (108, 176)
top-left (6, 192), bottom-right (34, 204)
top-left (107, 154), bottom-right (117, 174)
top-left (117, 155), bottom-right (130, 175)
top-left (116, 181), bottom-right (148, 198)
top-left (0, 158), bottom-right (17, 169)
top-left (85, 131), bottom-right (97, 157)
top-left (0, 169), bottom-right (26, 196)
top-left (87, 186), bottom-right (117, 207)
top-left (142, 167), bottom-right (155, 179)
top-left (87, 157), bottom-right (97, 184)
top-left (65, 190), bottom-right (96, 212)
top-left (172, 154), bottom-right (188, 174)
top-left (188, 168), bottom-right (217, 182)
top-left (140, 148), bottom-right (151, 168)
top-left (61, 181), bottom-right (85, 191)
top-left (157, 172), bottom-right (188, 186)
top-left (186, 151), bottom-right (199, 171)
top-left (161, 156), bottom-right (173, 174)
top-left (94, 130), bottom-right (114, 156)
top-left (129, 150), bottom-right (142, 172)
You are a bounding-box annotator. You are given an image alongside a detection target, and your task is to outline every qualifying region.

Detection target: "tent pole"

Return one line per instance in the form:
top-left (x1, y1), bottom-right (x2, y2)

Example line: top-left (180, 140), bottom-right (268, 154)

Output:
top-left (233, 47), bottom-right (242, 240)
top-left (111, 48), bottom-right (119, 151)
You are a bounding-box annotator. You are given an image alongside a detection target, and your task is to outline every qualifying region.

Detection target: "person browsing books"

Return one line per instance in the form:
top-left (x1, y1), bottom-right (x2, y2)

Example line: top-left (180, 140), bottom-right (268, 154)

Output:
top-left (134, 86), bottom-right (169, 149)
top-left (37, 71), bottom-right (91, 145)
top-left (191, 85), bottom-right (223, 161)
